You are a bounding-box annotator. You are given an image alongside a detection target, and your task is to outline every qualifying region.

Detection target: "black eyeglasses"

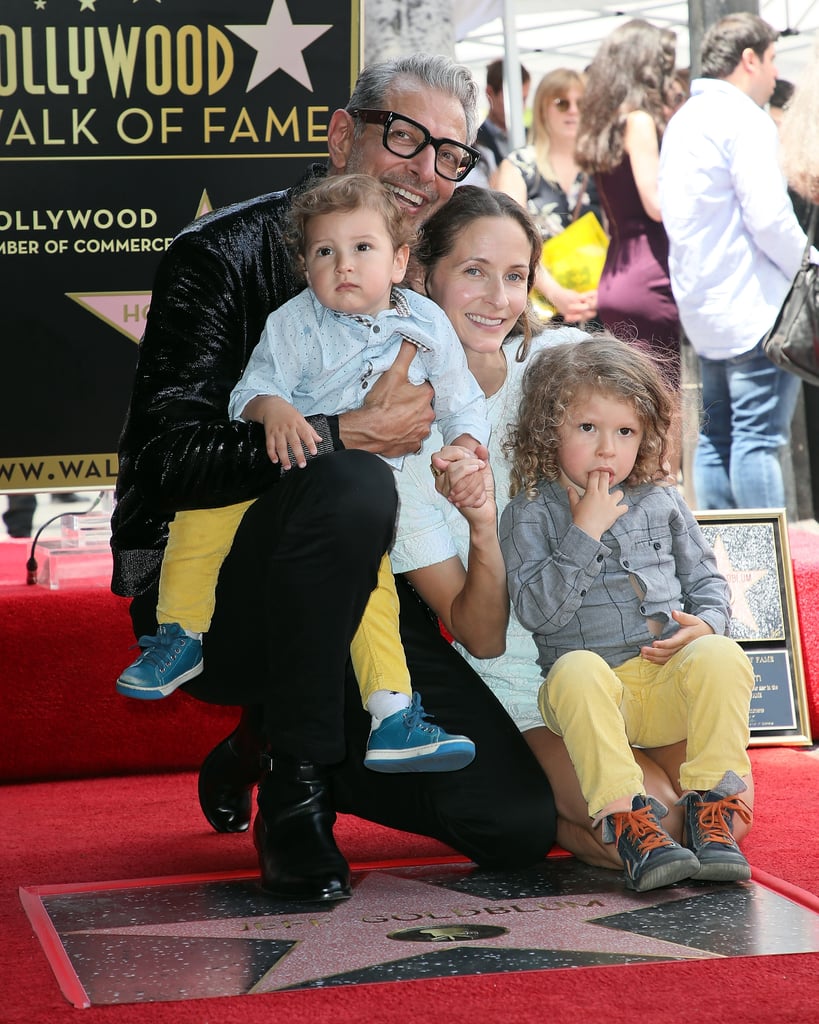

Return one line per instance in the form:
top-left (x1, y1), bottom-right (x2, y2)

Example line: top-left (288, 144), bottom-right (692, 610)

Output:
top-left (552, 97), bottom-right (579, 113)
top-left (350, 108), bottom-right (480, 182)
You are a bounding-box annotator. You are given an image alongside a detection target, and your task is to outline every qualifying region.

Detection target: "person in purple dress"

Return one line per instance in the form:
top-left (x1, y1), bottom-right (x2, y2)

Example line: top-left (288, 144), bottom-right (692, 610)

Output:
top-left (576, 20), bottom-right (681, 394)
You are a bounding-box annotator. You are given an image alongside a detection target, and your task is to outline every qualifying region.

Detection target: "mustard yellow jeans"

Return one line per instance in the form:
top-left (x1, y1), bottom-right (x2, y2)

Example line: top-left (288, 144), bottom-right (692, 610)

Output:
top-left (158, 503), bottom-right (411, 707)
top-left (538, 634), bottom-right (754, 819)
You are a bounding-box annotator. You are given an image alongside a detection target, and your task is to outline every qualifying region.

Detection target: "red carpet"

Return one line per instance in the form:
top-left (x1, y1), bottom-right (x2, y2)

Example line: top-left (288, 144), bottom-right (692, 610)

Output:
top-left (785, 529), bottom-right (819, 736)
top-left (2, 529), bottom-right (818, 783)
top-left (3, 537), bottom-right (819, 1022)
top-left (3, 748), bottom-right (819, 1024)
top-left (0, 542), bottom-right (239, 783)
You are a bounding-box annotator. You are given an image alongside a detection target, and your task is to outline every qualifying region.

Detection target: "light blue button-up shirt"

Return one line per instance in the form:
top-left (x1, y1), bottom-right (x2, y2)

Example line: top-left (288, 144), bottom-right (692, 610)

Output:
top-left (659, 78), bottom-right (807, 359)
top-left (229, 286), bottom-right (488, 469)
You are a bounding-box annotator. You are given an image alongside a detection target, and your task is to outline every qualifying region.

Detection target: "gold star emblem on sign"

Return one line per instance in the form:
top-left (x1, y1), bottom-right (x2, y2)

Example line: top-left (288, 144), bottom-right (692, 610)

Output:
top-left (710, 534), bottom-right (768, 633)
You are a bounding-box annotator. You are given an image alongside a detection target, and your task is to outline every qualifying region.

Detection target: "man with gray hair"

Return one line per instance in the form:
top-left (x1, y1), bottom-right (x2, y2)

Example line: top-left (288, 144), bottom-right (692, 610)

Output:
top-left (659, 13), bottom-right (807, 511)
top-left (113, 54), bottom-right (556, 905)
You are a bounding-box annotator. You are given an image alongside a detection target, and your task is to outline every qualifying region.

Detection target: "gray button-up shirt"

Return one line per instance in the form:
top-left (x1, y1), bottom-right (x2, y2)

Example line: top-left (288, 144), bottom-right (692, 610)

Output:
top-left (499, 479), bottom-right (731, 675)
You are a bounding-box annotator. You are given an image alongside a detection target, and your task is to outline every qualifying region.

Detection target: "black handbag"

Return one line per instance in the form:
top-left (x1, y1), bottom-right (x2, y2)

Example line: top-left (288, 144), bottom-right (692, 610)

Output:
top-left (762, 204), bottom-right (819, 385)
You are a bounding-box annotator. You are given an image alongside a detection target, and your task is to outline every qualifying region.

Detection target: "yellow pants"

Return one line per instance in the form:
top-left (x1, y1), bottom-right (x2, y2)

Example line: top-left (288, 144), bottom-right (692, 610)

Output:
top-left (158, 503), bottom-right (411, 707)
top-left (537, 634), bottom-right (754, 819)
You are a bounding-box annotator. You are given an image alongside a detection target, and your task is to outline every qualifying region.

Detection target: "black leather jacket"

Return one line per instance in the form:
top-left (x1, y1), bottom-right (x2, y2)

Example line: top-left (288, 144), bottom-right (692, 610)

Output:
top-left (111, 164), bottom-right (340, 597)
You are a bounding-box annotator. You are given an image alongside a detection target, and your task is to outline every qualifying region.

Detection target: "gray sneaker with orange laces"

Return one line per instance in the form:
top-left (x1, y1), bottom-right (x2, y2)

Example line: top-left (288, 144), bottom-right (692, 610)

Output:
top-left (604, 794), bottom-right (700, 892)
top-left (678, 771), bottom-right (752, 882)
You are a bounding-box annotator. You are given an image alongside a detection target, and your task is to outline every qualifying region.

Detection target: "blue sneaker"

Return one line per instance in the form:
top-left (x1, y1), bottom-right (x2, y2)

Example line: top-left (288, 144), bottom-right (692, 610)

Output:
top-left (603, 795), bottom-right (700, 892)
top-left (116, 623), bottom-right (203, 700)
top-left (364, 692), bottom-right (476, 773)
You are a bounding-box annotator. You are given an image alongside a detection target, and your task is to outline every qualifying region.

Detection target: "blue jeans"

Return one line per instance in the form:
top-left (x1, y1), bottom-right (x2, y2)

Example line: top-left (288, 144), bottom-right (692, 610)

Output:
top-left (694, 340), bottom-right (801, 510)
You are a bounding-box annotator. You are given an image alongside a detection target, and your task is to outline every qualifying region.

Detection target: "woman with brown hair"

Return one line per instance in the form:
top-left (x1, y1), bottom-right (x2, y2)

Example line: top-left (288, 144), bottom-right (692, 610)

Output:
top-left (576, 19), bottom-right (681, 388)
top-left (386, 186), bottom-right (740, 872)
top-left (495, 68), bottom-right (601, 324)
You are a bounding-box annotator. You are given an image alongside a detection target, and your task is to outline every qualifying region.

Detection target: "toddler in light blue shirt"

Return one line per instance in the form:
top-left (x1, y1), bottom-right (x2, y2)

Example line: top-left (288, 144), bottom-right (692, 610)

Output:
top-left (117, 175), bottom-right (486, 777)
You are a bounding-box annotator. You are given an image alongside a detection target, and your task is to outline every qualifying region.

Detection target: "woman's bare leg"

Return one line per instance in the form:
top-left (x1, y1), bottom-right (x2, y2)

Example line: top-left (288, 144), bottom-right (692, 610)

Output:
top-left (641, 740), bottom-right (755, 843)
top-left (523, 726), bottom-right (685, 868)
top-left (524, 726), bottom-right (618, 868)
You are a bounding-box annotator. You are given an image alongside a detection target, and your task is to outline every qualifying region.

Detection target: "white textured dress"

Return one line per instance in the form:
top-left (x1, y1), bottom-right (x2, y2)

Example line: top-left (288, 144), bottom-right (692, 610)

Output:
top-left (390, 326), bottom-right (585, 731)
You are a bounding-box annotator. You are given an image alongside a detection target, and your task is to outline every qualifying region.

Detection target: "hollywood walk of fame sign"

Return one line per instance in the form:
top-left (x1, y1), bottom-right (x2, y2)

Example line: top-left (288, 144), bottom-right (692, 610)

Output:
top-left (696, 510), bottom-right (812, 746)
top-left (0, 0), bottom-right (360, 492)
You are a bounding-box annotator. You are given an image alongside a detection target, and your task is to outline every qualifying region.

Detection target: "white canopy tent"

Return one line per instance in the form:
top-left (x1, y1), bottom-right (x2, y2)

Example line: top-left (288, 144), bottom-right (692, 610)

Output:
top-left (454, 0), bottom-right (819, 148)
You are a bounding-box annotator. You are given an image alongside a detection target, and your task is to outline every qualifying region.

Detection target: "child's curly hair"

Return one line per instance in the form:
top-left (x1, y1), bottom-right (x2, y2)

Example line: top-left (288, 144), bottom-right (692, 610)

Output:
top-left (505, 334), bottom-right (677, 499)
top-left (286, 174), bottom-right (416, 278)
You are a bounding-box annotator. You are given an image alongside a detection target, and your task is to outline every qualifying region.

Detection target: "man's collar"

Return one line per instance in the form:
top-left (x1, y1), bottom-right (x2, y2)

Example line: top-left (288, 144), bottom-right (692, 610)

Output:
top-left (691, 77), bottom-right (757, 105)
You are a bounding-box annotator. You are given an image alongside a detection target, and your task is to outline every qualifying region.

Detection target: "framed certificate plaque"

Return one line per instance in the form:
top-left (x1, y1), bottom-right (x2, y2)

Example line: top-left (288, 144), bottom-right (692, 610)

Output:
top-left (696, 510), bottom-right (812, 746)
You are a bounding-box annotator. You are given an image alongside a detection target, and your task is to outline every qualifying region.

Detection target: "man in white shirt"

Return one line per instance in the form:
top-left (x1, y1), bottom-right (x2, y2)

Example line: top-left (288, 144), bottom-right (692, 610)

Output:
top-left (659, 13), bottom-right (807, 511)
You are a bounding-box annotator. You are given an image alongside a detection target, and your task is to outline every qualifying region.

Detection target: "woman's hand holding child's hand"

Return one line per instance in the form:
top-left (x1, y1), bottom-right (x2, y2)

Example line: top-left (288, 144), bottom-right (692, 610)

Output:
top-left (431, 444), bottom-right (493, 514)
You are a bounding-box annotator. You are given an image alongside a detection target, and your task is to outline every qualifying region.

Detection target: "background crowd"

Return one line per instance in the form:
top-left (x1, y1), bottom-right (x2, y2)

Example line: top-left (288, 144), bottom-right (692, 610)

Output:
top-left (487, 16), bottom-right (817, 513)
top-left (6, 18), bottom-right (817, 541)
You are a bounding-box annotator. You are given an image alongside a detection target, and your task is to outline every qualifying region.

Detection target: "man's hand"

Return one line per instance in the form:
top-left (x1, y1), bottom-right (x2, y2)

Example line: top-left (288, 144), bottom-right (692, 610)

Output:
top-left (339, 340), bottom-right (434, 457)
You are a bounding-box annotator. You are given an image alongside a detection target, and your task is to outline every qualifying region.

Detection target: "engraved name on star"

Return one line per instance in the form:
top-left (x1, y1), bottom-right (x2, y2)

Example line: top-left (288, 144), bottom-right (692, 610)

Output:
top-left (226, 0), bottom-right (332, 93)
top-left (83, 870), bottom-right (712, 993)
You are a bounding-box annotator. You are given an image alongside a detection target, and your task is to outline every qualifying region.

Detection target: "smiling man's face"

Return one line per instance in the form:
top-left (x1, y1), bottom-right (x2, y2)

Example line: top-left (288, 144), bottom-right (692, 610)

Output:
top-left (331, 82), bottom-right (468, 226)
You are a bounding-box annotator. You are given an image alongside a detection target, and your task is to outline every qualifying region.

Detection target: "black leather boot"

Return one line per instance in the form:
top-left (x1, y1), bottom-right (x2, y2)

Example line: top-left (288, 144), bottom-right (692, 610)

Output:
top-left (198, 707), bottom-right (264, 833)
top-left (254, 754), bottom-right (352, 902)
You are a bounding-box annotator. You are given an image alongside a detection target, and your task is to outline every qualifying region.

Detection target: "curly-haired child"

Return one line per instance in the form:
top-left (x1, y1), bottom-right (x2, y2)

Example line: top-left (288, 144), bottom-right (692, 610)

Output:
top-left (499, 334), bottom-right (754, 892)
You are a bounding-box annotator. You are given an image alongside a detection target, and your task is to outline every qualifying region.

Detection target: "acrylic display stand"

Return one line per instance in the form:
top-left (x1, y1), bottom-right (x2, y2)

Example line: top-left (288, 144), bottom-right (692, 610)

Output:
top-left (36, 491), bottom-right (114, 590)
